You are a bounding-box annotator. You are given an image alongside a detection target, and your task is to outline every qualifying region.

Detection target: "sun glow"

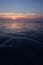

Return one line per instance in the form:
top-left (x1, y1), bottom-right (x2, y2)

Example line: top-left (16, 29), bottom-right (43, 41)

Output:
top-left (0, 13), bottom-right (43, 20)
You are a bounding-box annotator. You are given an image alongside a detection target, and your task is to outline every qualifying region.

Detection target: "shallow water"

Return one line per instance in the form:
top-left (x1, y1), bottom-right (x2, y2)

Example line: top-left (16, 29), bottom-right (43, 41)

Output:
top-left (0, 22), bottom-right (43, 64)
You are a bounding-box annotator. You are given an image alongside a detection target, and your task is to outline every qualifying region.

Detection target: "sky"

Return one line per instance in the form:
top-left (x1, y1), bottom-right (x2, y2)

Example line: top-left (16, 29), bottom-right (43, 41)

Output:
top-left (0, 0), bottom-right (43, 13)
top-left (0, 0), bottom-right (43, 21)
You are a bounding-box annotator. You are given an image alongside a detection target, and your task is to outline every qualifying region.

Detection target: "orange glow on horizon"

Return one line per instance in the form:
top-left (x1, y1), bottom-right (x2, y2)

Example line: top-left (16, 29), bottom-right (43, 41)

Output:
top-left (0, 13), bottom-right (43, 20)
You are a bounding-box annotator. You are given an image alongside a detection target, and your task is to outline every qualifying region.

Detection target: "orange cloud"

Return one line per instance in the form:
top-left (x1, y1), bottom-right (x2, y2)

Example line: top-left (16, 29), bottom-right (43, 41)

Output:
top-left (0, 13), bottom-right (43, 20)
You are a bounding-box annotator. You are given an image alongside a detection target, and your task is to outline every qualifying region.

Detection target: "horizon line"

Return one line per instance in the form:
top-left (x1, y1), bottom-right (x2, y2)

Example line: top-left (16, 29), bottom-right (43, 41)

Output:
top-left (0, 13), bottom-right (43, 20)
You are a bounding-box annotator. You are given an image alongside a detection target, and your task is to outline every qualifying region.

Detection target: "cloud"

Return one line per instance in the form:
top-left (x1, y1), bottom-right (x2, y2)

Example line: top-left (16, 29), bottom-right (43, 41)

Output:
top-left (0, 13), bottom-right (43, 23)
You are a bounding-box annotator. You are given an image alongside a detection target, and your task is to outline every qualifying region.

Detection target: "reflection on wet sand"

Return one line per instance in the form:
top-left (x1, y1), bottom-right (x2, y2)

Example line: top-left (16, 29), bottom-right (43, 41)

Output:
top-left (0, 22), bottom-right (43, 48)
top-left (0, 22), bottom-right (42, 33)
top-left (0, 22), bottom-right (43, 65)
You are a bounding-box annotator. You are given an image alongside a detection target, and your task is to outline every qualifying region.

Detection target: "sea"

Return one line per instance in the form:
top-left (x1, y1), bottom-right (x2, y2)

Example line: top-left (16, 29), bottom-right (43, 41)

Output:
top-left (0, 22), bottom-right (43, 65)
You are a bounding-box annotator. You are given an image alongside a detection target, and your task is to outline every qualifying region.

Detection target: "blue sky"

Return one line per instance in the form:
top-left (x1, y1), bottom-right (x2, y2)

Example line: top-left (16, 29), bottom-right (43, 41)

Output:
top-left (0, 0), bottom-right (43, 14)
